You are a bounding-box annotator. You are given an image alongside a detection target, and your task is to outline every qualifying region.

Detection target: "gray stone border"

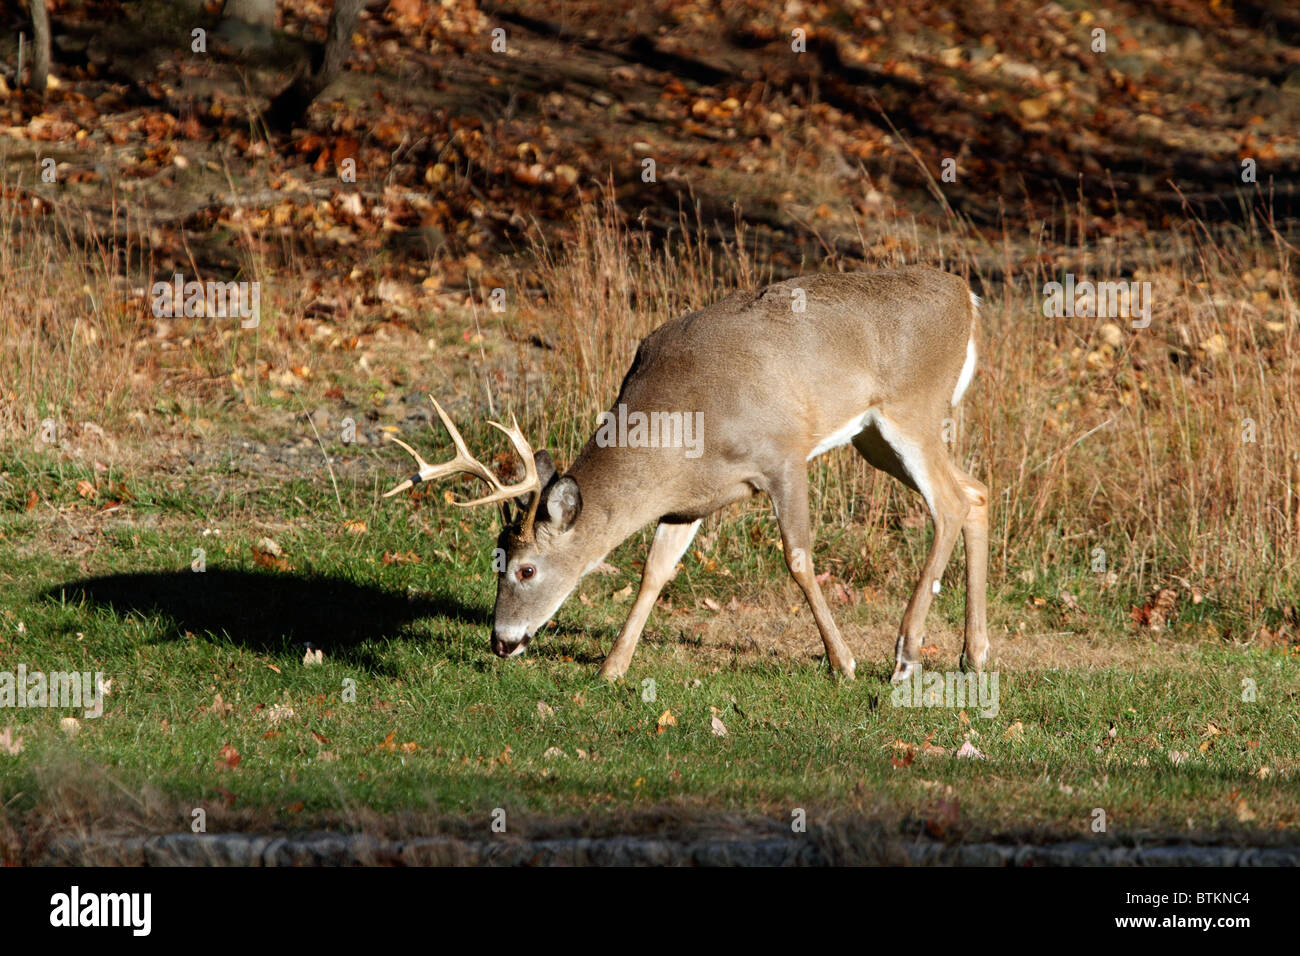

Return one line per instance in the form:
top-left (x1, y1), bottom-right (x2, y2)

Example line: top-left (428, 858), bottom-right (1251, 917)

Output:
top-left (39, 833), bottom-right (1300, 866)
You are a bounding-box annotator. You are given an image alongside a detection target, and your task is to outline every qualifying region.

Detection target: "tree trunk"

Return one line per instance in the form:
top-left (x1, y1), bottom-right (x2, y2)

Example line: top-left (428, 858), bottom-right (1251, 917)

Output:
top-left (29, 0), bottom-right (51, 94)
top-left (265, 0), bottom-right (365, 131)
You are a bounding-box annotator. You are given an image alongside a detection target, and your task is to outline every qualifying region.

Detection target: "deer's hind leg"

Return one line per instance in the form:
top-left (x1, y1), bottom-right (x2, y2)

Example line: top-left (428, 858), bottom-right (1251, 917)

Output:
top-left (852, 411), bottom-right (969, 683)
top-left (955, 469), bottom-right (990, 671)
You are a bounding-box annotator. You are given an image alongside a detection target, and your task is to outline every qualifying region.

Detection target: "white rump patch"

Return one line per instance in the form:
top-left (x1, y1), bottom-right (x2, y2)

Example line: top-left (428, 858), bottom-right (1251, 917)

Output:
top-left (951, 334), bottom-right (976, 406)
top-left (807, 410), bottom-right (936, 516)
top-left (951, 293), bottom-right (980, 406)
top-left (807, 413), bottom-right (869, 460)
top-left (869, 412), bottom-right (936, 514)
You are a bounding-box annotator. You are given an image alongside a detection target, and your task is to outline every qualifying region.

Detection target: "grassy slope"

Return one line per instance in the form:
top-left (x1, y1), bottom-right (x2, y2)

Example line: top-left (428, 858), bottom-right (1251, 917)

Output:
top-left (2, 448), bottom-right (1297, 854)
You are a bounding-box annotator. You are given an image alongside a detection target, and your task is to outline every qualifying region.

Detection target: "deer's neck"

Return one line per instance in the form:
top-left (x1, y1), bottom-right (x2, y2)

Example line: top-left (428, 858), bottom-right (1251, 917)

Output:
top-left (566, 441), bottom-right (670, 564)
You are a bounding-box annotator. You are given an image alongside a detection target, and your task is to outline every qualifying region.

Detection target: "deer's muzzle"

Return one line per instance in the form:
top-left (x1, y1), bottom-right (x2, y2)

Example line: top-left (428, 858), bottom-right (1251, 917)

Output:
top-left (491, 631), bottom-right (530, 658)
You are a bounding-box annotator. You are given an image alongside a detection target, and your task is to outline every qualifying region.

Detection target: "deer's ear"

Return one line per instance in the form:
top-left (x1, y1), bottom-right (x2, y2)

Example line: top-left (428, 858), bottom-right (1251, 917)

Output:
top-left (542, 476), bottom-right (582, 533)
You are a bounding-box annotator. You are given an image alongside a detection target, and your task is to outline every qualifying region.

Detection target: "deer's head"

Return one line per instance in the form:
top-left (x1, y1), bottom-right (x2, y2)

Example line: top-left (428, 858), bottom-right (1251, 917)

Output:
top-left (384, 398), bottom-right (586, 659)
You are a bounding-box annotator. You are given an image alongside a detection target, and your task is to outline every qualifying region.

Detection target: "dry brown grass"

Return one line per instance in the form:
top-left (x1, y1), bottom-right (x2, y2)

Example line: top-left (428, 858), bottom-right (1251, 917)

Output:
top-left (4, 181), bottom-right (1297, 636)
top-left (0, 194), bottom-right (142, 437)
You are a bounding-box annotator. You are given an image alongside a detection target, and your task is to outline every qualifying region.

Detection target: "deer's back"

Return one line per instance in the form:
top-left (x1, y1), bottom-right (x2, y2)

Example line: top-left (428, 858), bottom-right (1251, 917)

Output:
top-left (620, 267), bottom-right (973, 432)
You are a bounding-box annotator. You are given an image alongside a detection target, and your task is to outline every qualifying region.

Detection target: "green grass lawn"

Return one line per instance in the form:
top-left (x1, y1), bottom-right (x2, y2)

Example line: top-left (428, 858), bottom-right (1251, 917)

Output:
top-left (2, 447), bottom-right (1298, 853)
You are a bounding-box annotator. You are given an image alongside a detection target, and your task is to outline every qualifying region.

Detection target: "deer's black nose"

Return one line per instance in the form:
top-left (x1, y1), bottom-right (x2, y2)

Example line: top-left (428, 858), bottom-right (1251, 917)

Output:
top-left (491, 632), bottom-right (530, 657)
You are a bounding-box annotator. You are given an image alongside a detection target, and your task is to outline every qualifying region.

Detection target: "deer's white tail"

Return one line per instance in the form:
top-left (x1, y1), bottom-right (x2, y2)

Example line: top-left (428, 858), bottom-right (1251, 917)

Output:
top-left (951, 292), bottom-right (980, 406)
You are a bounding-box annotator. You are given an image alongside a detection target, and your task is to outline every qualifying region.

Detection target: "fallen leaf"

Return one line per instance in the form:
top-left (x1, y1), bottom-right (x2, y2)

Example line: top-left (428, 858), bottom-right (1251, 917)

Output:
top-left (1019, 96), bottom-right (1050, 120)
top-left (1132, 588), bottom-right (1178, 632)
top-left (954, 740), bottom-right (985, 760)
top-left (922, 735), bottom-right (948, 756)
top-left (252, 537), bottom-right (292, 572)
top-left (200, 692), bottom-right (234, 718)
top-left (216, 744), bottom-right (242, 770)
top-left (891, 746), bottom-right (916, 769)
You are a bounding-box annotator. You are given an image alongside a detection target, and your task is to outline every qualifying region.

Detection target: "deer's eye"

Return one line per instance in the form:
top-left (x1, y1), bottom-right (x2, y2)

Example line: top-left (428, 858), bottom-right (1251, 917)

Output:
top-left (517, 564), bottom-right (536, 581)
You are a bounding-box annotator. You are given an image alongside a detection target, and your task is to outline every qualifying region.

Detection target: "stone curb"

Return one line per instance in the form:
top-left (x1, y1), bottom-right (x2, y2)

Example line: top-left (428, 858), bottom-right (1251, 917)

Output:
top-left (39, 833), bottom-right (1300, 866)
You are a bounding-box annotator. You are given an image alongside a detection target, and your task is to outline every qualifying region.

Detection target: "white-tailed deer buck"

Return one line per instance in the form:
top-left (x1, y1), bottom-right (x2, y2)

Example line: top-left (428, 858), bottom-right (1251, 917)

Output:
top-left (386, 266), bottom-right (988, 682)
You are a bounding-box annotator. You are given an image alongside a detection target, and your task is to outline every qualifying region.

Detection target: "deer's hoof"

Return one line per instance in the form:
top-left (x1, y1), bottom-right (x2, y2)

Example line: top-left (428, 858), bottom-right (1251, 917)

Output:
top-left (959, 648), bottom-right (988, 672)
top-left (890, 660), bottom-right (918, 684)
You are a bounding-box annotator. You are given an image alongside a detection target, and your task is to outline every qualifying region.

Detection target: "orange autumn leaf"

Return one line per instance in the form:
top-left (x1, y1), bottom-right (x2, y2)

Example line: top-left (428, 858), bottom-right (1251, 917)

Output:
top-left (216, 744), bottom-right (242, 770)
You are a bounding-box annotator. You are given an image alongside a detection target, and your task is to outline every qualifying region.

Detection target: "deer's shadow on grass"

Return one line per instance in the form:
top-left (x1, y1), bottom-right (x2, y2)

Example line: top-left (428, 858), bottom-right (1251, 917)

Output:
top-left (42, 570), bottom-right (488, 674)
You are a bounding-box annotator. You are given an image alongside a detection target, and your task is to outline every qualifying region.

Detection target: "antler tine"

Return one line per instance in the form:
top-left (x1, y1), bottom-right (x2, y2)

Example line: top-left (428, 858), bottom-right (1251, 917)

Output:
top-left (383, 398), bottom-right (541, 514)
top-left (427, 397), bottom-right (476, 461)
top-left (381, 436), bottom-right (436, 497)
top-left (448, 416), bottom-right (541, 509)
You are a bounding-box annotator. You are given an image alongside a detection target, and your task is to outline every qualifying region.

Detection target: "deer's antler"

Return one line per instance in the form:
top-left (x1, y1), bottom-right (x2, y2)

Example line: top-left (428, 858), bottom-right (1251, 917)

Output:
top-left (384, 398), bottom-right (542, 537)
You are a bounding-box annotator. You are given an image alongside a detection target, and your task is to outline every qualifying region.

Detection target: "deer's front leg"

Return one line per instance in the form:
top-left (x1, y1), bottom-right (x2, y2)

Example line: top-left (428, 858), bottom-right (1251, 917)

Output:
top-left (769, 468), bottom-right (856, 680)
top-left (597, 519), bottom-right (701, 680)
